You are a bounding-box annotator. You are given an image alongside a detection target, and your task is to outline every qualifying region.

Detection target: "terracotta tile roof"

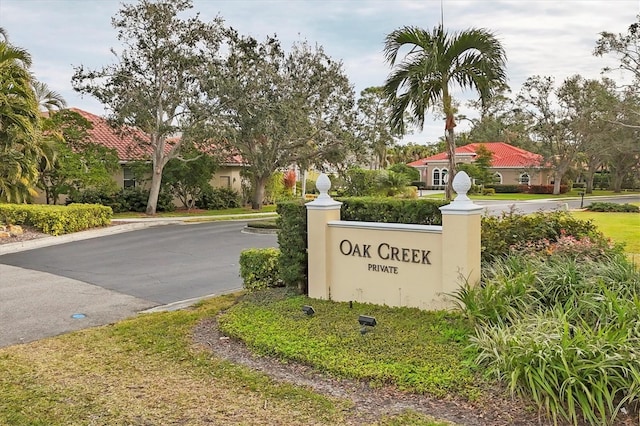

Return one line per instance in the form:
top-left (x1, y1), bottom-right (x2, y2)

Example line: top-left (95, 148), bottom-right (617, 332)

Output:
top-left (68, 108), bottom-right (243, 165)
top-left (69, 108), bottom-right (150, 161)
top-left (408, 142), bottom-right (542, 168)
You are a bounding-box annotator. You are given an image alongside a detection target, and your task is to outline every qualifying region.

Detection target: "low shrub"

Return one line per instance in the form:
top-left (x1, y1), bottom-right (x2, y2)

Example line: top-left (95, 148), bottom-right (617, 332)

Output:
top-left (196, 187), bottom-right (241, 210)
top-left (0, 203), bottom-right (112, 235)
top-left (481, 188), bottom-right (495, 195)
top-left (485, 184), bottom-right (522, 193)
top-left (67, 187), bottom-right (175, 213)
top-left (246, 220), bottom-right (279, 229)
top-left (480, 210), bottom-right (618, 262)
top-left (524, 184), bottom-right (569, 194)
top-left (587, 202), bottom-right (640, 213)
top-left (340, 197), bottom-right (445, 225)
top-left (239, 248), bottom-right (282, 291)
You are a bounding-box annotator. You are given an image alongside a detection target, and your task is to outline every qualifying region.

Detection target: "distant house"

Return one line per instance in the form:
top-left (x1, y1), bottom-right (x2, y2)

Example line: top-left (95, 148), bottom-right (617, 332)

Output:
top-left (33, 108), bottom-right (245, 204)
top-left (408, 142), bottom-right (551, 188)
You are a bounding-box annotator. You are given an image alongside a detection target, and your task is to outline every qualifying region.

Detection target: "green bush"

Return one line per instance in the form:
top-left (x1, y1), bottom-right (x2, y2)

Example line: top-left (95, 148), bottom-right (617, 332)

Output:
top-left (67, 187), bottom-right (175, 213)
top-left (239, 248), bottom-right (282, 291)
top-left (485, 184), bottom-right (522, 193)
top-left (246, 220), bottom-right (279, 229)
top-left (276, 200), bottom-right (308, 292)
top-left (587, 202), bottom-right (640, 213)
top-left (481, 188), bottom-right (495, 195)
top-left (196, 187), bottom-right (241, 210)
top-left (340, 167), bottom-right (381, 196)
top-left (0, 203), bottom-right (112, 235)
top-left (456, 254), bottom-right (640, 425)
top-left (480, 210), bottom-right (616, 262)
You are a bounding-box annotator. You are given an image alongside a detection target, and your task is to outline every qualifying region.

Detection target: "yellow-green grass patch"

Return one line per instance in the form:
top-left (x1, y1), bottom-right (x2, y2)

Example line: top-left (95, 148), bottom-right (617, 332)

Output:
top-left (571, 210), bottom-right (640, 256)
top-left (0, 294), bottom-right (354, 425)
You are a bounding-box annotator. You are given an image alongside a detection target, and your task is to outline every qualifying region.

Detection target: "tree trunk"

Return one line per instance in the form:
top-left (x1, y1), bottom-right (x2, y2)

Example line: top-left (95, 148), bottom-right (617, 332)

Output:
top-left (553, 176), bottom-right (562, 195)
top-left (251, 176), bottom-right (267, 210)
top-left (586, 173), bottom-right (595, 194)
top-left (146, 166), bottom-right (163, 215)
top-left (445, 125), bottom-right (456, 201)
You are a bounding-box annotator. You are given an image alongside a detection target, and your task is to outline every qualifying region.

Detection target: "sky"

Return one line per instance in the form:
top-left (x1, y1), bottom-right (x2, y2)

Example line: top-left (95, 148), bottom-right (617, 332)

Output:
top-left (1, 0), bottom-right (638, 144)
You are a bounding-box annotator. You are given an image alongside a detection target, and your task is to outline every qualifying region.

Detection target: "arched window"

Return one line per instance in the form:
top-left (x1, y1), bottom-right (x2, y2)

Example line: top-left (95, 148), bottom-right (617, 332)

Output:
top-left (441, 168), bottom-right (449, 185)
top-left (519, 173), bottom-right (530, 185)
top-left (493, 172), bottom-right (503, 184)
top-left (432, 168), bottom-right (441, 186)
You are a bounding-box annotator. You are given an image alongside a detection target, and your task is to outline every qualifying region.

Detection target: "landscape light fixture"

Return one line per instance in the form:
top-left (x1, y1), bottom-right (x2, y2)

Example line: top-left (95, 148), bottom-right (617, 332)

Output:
top-left (302, 305), bottom-right (315, 316)
top-left (358, 315), bottom-right (377, 334)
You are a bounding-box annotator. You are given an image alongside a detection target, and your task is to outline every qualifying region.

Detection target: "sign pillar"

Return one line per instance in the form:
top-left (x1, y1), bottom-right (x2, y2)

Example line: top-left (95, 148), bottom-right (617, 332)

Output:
top-left (306, 174), bottom-right (342, 300)
top-left (439, 172), bottom-right (484, 298)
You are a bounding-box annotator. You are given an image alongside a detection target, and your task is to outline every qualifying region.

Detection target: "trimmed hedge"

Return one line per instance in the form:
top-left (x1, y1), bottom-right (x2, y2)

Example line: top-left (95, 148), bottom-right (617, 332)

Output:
top-left (587, 202), bottom-right (640, 213)
top-left (239, 248), bottom-right (282, 291)
top-left (0, 203), bottom-right (112, 235)
top-left (340, 197), bottom-right (446, 225)
top-left (276, 200), bottom-right (308, 293)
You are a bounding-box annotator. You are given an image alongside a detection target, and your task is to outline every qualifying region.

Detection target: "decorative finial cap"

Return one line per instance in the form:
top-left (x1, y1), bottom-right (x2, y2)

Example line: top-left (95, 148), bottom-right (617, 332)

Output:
top-left (316, 173), bottom-right (332, 199)
top-left (452, 171), bottom-right (471, 202)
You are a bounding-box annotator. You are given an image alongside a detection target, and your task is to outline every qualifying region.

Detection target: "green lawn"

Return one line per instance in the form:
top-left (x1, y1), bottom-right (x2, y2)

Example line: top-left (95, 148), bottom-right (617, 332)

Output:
top-left (571, 210), bottom-right (640, 256)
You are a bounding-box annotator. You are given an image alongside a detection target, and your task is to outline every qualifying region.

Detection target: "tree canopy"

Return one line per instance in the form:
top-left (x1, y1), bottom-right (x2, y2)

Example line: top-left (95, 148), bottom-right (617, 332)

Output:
top-left (72, 0), bottom-right (226, 214)
top-left (210, 31), bottom-right (356, 209)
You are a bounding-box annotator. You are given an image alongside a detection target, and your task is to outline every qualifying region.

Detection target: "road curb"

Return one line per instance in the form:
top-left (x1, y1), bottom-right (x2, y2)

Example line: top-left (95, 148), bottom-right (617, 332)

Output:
top-left (0, 221), bottom-right (171, 256)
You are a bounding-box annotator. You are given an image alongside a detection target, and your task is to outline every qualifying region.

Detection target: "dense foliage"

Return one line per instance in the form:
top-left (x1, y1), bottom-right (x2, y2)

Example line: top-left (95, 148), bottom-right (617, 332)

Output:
top-left (67, 187), bottom-right (175, 213)
top-left (195, 187), bottom-right (240, 210)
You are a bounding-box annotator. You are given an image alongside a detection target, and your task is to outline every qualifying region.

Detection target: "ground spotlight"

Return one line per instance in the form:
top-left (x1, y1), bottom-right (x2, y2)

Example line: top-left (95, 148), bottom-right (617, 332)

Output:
top-left (358, 315), bottom-right (377, 334)
top-left (302, 305), bottom-right (315, 316)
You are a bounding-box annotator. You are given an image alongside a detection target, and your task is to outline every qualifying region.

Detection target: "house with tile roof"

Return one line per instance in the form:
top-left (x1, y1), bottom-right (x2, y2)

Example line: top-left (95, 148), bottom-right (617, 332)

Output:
top-left (408, 142), bottom-right (552, 188)
top-left (69, 108), bottom-right (245, 195)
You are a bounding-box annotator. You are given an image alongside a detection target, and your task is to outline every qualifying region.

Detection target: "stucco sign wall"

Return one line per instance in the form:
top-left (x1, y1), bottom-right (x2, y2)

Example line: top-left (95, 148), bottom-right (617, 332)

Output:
top-left (306, 172), bottom-right (483, 311)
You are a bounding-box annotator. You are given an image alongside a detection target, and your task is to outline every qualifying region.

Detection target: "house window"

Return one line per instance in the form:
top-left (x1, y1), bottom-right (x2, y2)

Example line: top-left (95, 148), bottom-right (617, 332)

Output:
top-left (123, 167), bottom-right (136, 188)
top-left (433, 168), bottom-right (448, 187)
top-left (519, 173), bottom-right (530, 185)
top-left (220, 176), bottom-right (231, 188)
top-left (493, 172), bottom-right (503, 184)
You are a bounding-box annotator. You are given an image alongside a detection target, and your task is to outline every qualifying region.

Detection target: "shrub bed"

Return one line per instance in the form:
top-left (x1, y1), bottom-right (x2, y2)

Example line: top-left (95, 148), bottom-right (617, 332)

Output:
top-left (456, 253), bottom-right (640, 425)
top-left (0, 203), bottom-right (112, 235)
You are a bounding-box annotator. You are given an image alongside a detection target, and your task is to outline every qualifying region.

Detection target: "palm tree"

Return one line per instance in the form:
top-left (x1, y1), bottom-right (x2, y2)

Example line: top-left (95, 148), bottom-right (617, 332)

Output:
top-left (383, 25), bottom-right (507, 199)
top-left (33, 81), bottom-right (66, 113)
top-left (0, 28), bottom-right (41, 202)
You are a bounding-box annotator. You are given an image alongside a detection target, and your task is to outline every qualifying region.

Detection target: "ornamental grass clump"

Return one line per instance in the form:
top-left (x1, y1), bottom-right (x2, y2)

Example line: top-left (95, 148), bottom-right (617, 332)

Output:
top-left (456, 253), bottom-right (640, 425)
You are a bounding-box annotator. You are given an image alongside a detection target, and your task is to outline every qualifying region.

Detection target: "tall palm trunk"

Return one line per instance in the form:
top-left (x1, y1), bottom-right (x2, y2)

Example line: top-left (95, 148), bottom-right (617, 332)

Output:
top-left (444, 114), bottom-right (456, 201)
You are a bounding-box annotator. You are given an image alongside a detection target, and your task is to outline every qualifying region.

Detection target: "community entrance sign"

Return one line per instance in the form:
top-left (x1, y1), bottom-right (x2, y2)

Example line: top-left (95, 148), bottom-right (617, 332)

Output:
top-left (306, 172), bottom-right (482, 311)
